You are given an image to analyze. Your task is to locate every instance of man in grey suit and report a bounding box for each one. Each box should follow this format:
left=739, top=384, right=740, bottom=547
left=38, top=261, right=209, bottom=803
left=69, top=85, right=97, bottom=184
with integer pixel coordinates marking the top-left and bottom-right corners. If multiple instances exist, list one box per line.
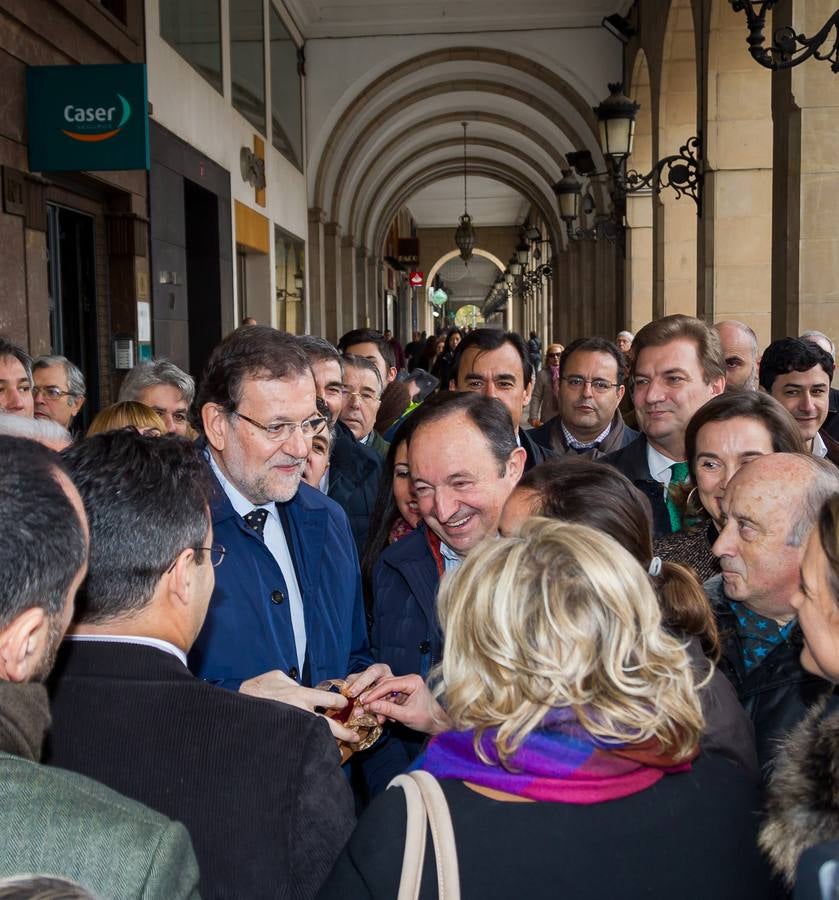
left=0, top=435, right=199, bottom=899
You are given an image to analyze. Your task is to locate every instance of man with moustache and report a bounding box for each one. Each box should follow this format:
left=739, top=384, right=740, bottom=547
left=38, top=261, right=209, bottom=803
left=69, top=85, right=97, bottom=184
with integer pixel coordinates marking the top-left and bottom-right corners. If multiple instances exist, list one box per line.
left=529, top=337, right=637, bottom=458
left=705, top=453, right=839, bottom=770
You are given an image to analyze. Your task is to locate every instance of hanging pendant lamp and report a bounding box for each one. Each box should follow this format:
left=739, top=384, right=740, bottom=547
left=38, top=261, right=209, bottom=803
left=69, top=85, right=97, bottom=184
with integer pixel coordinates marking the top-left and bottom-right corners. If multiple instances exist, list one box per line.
left=454, top=121, right=477, bottom=263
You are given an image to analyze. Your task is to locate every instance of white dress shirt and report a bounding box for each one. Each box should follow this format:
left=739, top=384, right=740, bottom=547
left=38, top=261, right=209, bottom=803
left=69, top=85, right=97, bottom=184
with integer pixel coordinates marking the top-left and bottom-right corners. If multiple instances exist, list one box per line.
left=208, top=452, right=307, bottom=672
left=67, top=634, right=188, bottom=667
left=813, top=431, right=828, bottom=459
left=646, top=441, right=684, bottom=486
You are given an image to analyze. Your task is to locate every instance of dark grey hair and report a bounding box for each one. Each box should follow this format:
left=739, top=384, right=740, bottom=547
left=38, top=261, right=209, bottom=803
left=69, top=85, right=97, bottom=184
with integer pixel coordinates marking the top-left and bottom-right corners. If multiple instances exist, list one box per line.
left=33, top=354, right=86, bottom=397
left=0, top=436, right=87, bottom=630
left=406, top=391, right=517, bottom=476
left=297, top=335, right=343, bottom=374
left=118, top=359, right=195, bottom=407
left=0, top=336, right=32, bottom=383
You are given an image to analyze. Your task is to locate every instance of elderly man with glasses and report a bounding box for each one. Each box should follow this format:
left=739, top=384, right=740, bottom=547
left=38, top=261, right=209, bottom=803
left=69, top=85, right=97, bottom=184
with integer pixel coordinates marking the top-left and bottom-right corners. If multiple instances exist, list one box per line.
left=32, top=355, right=86, bottom=430
left=188, top=326, right=387, bottom=742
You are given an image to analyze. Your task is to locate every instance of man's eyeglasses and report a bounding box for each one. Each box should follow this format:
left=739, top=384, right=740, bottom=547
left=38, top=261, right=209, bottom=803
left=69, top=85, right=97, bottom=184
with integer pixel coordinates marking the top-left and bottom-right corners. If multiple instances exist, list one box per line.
left=341, top=387, right=381, bottom=405
left=32, top=386, right=77, bottom=400
left=233, top=411, right=328, bottom=441
left=561, top=376, right=620, bottom=394
left=166, top=544, right=226, bottom=573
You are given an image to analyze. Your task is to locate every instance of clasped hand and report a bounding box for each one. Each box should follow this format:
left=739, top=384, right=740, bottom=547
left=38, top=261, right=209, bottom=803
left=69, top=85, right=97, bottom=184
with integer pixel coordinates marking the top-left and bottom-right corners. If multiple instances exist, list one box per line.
left=240, top=663, right=393, bottom=743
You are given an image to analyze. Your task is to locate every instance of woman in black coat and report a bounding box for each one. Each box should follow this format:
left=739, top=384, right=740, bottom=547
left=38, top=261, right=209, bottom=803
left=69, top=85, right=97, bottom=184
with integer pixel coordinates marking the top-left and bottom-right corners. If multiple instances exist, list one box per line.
left=320, top=519, right=773, bottom=899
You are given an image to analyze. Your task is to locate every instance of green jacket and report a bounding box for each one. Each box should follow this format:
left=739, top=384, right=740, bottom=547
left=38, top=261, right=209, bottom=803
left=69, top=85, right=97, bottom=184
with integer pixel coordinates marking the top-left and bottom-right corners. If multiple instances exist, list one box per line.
left=0, top=751, right=200, bottom=898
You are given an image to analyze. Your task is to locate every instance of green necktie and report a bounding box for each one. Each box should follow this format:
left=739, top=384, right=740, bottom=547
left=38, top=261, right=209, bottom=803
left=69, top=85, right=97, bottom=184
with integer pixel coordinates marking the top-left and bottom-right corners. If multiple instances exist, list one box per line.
left=665, top=461, right=690, bottom=533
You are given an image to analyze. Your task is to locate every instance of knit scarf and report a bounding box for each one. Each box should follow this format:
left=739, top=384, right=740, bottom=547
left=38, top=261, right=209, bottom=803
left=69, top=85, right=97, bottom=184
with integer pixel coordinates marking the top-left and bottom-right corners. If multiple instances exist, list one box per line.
left=415, top=707, right=695, bottom=804
left=550, top=364, right=561, bottom=402
left=0, top=681, right=51, bottom=762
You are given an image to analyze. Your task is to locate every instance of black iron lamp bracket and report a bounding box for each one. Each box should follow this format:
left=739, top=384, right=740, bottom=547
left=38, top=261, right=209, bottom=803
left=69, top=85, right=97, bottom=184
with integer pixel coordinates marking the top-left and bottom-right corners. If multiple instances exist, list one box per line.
left=619, top=136, right=702, bottom=207
left=730, top=0, right=839, bottom=72
left=565, top=217, right=622, bottom=243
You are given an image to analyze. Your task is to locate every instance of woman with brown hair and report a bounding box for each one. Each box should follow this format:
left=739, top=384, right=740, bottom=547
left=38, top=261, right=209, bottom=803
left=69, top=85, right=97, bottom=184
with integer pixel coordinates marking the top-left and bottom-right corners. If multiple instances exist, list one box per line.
left=656, top=390, right=805, bottom=581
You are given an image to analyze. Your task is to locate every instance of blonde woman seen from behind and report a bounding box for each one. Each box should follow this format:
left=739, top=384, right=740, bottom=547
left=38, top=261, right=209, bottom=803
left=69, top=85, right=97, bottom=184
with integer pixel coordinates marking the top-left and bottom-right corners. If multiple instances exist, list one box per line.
left=320, top=519, right=773, bottom=900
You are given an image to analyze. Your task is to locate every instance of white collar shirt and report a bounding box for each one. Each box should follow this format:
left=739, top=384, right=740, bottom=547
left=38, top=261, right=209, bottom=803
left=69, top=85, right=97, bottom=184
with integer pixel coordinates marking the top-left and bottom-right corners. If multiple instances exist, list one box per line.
left=208, top=451, right=307, bottom=671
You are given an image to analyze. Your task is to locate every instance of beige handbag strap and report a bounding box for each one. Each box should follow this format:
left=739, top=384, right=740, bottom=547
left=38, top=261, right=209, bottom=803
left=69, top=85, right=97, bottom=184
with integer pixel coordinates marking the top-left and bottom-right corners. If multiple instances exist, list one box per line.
left=389, top=771, right=461, bottom=900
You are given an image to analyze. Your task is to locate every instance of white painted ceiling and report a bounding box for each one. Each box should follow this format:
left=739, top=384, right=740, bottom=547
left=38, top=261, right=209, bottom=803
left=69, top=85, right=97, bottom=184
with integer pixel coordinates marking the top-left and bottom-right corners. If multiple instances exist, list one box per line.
left=286, top=0, right=632, bottom=38
left=405, top=175, right=530, bottom=228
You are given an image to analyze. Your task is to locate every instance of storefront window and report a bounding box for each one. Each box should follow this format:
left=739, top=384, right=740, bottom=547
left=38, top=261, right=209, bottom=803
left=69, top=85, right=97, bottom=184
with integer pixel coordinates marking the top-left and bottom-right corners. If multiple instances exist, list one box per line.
left=230, top=0, right=266, bottom=134
left=275, top=227, right=305, bottom=334
left=160, top=0, right=223, bottom=94
left=269, top=5, right=303, bottom=170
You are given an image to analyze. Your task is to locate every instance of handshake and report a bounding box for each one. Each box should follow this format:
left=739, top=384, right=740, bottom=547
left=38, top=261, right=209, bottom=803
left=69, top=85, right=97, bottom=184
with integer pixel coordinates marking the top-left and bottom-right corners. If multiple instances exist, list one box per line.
left=240, top=664, right=452, bottom=760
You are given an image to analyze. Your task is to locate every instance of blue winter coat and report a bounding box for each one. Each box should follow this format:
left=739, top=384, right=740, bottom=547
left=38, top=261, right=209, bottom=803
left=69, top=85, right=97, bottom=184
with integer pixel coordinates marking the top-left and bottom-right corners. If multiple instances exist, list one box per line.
left=189, top=467, right=372, bottom=690
left=370, top=525, right=442, bottom=681
left=365, top=525, right=443, bottom=792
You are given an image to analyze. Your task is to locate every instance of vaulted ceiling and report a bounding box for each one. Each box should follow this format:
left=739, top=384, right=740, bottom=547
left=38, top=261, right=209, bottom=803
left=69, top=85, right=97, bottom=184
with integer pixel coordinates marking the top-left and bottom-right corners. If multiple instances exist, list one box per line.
left=302, top=4, right=630, bottom=258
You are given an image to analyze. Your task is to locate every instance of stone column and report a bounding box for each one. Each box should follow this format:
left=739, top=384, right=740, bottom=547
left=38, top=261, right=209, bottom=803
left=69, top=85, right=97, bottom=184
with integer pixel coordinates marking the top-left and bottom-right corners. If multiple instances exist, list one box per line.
left=700, top=1, right=773, bottom=343
left=323, top=221, right=343, bottom=343
left=307, top=208, right=326, bottom=337
left=356, top=246, right=369, bottom=327
left=367, top=256, right=380, bottom=329
left=340, top=235, right=357, bottom=335
left=771, top=0, right=839, bottom=339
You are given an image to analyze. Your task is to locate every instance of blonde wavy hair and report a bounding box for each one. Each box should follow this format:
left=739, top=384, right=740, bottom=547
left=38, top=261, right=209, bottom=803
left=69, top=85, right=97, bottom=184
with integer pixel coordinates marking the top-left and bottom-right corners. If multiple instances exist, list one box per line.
left=432, top=518, right=705, bottom=767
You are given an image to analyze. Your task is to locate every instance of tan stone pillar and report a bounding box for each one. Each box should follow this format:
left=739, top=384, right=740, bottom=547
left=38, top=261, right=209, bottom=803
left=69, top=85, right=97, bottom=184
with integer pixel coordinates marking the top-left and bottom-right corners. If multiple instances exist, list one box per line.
left=701, top=0, right=773, bottom=344
left=785, top=0, right=839, bottom=338
left=307, top=208, right=326, bottom=337
left=323, top=221, right=343, bottom=343
left=356, top=246, right=369, bottom=327
left=340, top=234, right=357, bottom=335
left=626, top=195, right=654, bottom=332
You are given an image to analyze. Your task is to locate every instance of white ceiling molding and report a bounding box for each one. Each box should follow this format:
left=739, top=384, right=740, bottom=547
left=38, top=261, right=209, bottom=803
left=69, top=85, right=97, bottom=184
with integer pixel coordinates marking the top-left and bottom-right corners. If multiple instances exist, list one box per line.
left=284, top=0, right=631, bottom=38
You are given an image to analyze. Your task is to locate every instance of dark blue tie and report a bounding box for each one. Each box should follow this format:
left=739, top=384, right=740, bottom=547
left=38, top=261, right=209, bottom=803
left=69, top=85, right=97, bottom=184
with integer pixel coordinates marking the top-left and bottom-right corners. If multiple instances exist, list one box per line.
left=244, top=508, right=269, bottom=537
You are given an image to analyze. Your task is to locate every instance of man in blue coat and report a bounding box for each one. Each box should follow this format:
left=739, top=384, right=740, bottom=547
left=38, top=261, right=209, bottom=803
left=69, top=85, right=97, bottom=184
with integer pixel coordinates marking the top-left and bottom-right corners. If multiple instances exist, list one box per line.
left=188, top=326, right=386, bottom=741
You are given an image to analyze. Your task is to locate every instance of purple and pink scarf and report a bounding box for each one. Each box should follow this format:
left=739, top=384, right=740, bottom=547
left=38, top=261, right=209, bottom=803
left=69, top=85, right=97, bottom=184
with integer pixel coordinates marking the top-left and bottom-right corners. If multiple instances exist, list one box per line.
left=414, top=707, right=695, bottom=804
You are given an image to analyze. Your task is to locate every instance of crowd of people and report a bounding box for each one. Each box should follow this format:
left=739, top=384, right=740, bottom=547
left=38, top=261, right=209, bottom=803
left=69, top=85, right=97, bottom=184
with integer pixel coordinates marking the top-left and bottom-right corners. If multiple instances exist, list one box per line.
left=2, top=314, right=839, bottom=898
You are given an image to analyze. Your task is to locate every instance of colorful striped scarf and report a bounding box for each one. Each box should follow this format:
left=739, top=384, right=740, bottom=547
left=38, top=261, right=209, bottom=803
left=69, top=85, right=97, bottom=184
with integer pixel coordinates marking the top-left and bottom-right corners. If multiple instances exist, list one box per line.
left=414, top=707, right=695, bottom=804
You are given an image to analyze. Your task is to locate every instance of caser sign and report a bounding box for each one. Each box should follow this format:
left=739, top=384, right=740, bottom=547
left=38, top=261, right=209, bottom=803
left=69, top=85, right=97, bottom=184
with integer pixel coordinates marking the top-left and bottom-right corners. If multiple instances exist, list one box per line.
left=27, top=64, right=149, bottom=171
left=62, top=94, right=132, bottom=142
